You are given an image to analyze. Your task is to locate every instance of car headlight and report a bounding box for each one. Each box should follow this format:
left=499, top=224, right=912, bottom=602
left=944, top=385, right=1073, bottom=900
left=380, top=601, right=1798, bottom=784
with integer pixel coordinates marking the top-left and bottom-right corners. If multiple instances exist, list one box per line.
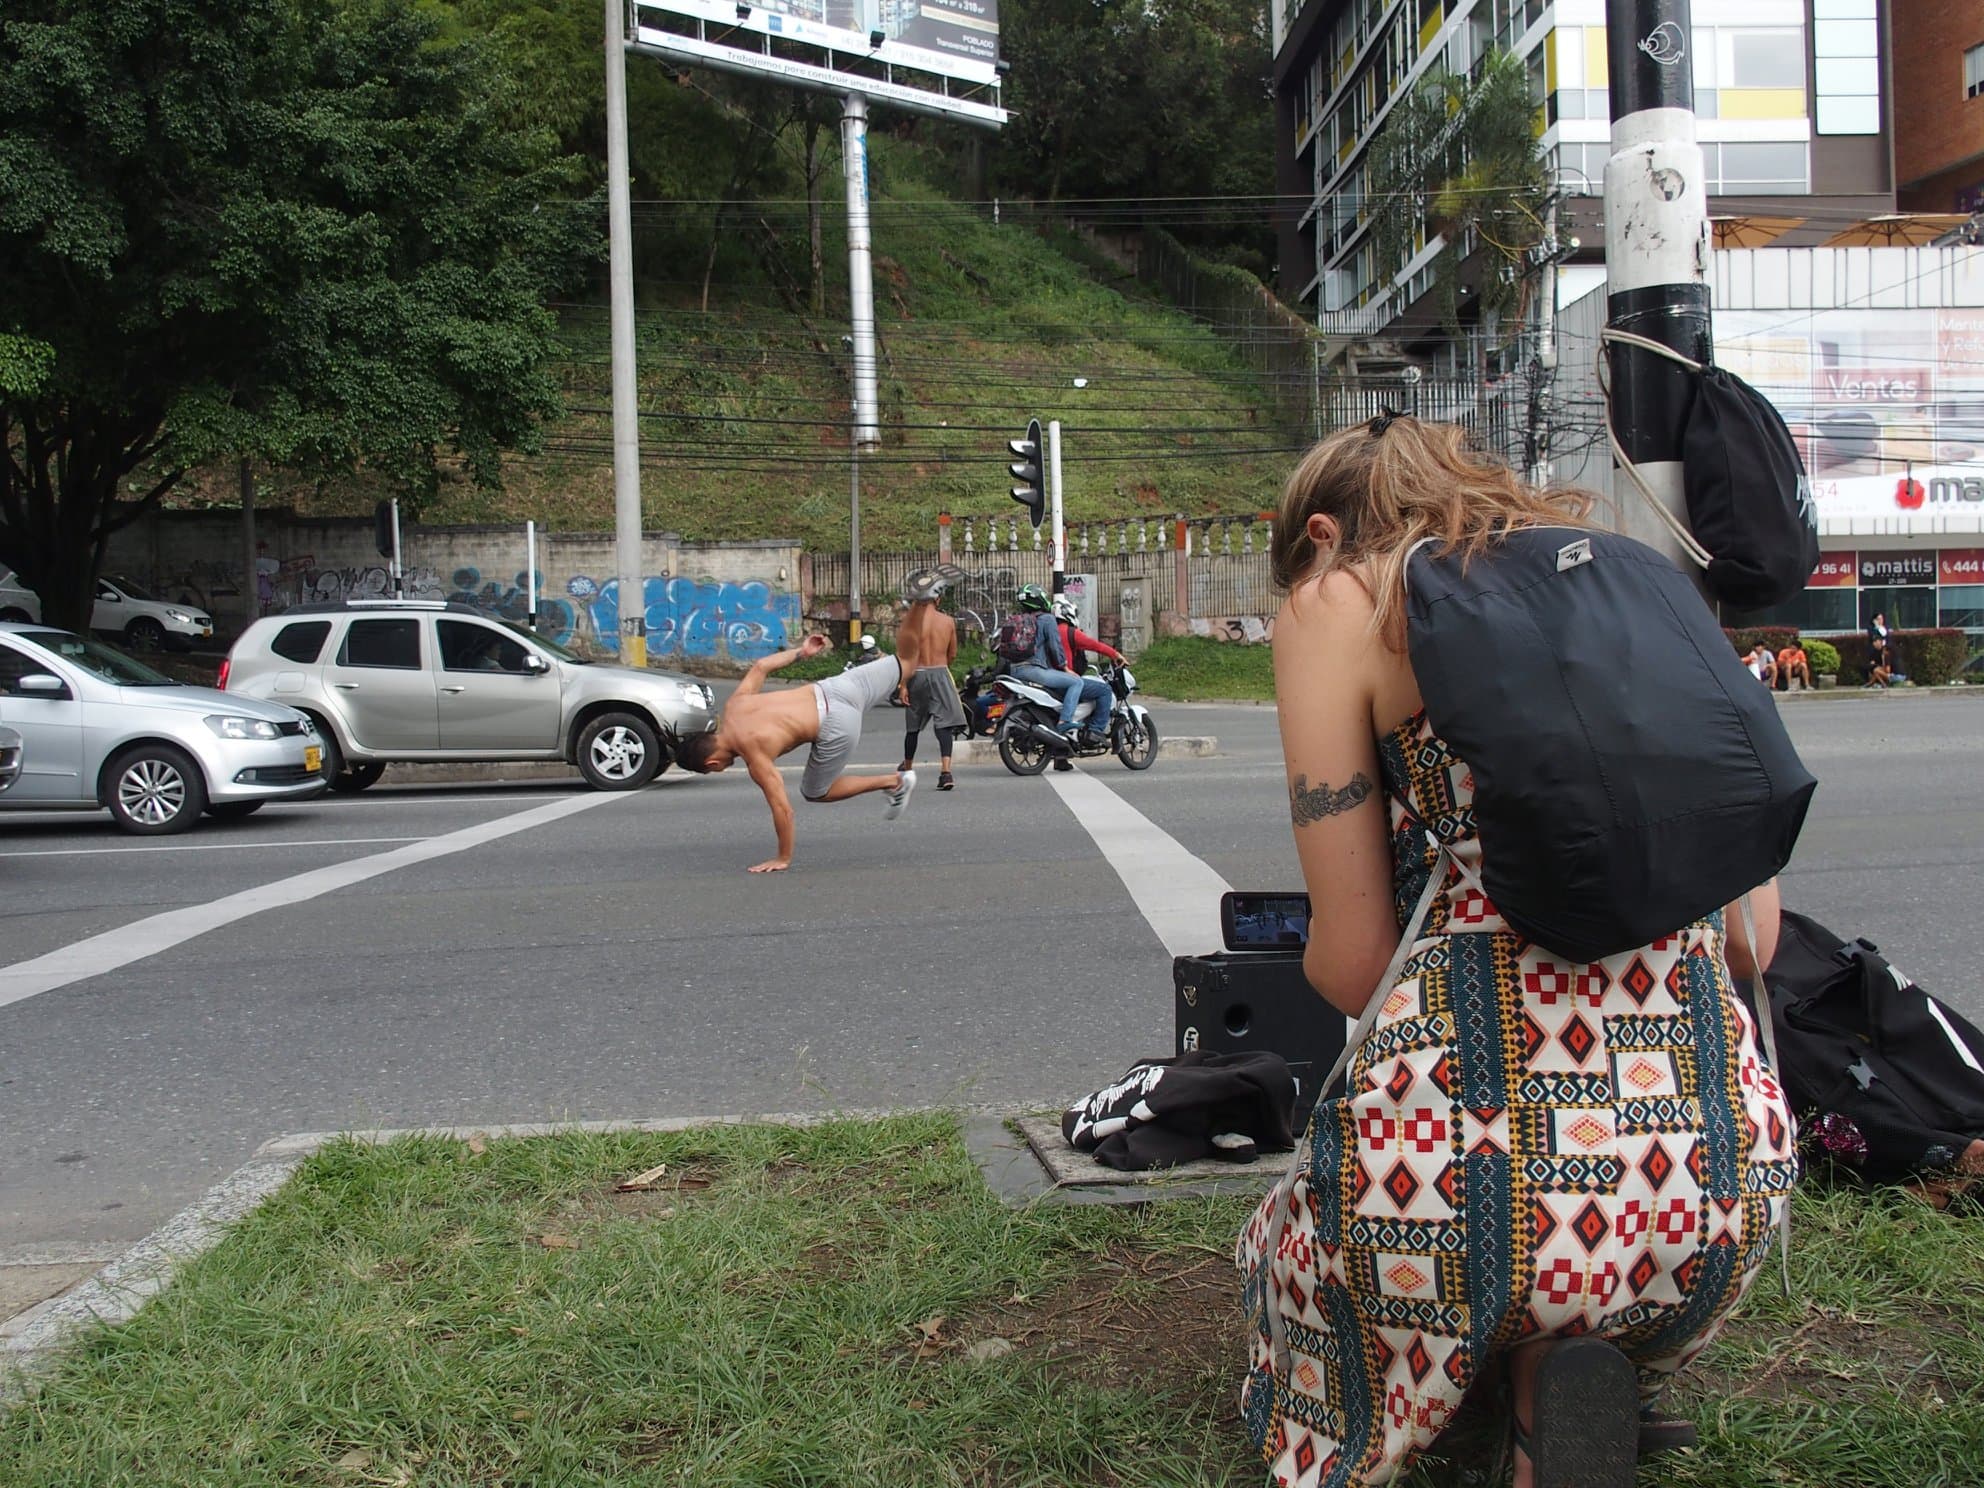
left=168, top=609, right=193, bottom=623
left=204, top=714, right=281, bottom=741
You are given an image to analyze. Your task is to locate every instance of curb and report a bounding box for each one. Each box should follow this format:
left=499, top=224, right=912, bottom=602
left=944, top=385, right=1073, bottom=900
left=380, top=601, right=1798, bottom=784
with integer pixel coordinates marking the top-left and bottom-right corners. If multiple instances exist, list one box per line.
left=0, top=1101, right=1239, bottom=1402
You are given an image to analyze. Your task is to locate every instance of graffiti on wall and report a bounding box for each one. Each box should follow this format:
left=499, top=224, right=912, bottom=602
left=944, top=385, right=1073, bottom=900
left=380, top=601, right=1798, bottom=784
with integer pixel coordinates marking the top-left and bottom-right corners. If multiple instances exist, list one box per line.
left=445, top=568, right=577, bottom=647
left=1189, top=615, right=1273, bottom=644
left=264, top=558, right=444, bottom=612
left=583, top=576, right=800, bottom=661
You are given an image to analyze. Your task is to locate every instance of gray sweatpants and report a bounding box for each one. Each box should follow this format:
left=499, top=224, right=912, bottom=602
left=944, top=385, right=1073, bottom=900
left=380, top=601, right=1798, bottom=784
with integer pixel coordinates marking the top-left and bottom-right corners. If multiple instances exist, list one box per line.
left=801, top=656, right=902, bottom=800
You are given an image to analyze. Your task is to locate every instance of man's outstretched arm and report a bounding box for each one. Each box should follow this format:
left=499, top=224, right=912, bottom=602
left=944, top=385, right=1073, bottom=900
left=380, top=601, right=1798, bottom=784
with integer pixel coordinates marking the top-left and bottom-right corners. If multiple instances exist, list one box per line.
left=734, top=632, right=830, bottom=700
left=744, top=748, right=797, bottom=873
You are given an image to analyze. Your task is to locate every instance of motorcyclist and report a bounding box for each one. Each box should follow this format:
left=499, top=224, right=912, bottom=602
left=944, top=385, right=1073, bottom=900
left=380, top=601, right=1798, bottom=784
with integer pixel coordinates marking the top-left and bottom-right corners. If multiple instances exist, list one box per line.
left=1052, top=595, right=1125, bottom=749
left=1006, top=584, right=1083, bottom=743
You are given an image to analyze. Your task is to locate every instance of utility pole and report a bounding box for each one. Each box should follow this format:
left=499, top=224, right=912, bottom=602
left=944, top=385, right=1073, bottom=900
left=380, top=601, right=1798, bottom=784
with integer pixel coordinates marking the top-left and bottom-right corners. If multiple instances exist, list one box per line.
left=1047, top=420, right=1065, bottom=596
left=605, top=0, right=646, bottom=666
left=1603, top=0, right=1711, bottom=578
left=238, top=460, right=257, bottom=631
left=842, top=93, right=881, bottom=644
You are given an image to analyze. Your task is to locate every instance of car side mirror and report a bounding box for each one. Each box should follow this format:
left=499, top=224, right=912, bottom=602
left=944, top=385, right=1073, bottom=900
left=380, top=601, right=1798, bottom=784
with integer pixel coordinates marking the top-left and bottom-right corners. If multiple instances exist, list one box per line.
left=522, top=653, right=550, bottom=674
left=20, top=673, right=67, bottom=696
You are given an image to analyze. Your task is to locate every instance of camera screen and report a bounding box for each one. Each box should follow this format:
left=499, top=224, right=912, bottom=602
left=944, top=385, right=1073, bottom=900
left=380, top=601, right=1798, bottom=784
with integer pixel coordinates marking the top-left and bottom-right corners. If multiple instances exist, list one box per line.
left=1227, top=894, right=1310, bottom=947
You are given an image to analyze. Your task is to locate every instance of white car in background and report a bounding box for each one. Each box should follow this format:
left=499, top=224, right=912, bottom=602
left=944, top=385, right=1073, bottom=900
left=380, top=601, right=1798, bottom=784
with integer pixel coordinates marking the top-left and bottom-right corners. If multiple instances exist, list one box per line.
left=0, top=568, right=213, bottom=651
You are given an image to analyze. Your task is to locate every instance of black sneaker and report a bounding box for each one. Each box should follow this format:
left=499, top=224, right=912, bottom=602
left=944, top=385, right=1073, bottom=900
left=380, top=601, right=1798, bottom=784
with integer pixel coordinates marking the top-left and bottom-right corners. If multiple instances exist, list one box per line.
left=1051, top=758, right=1074, bottom=772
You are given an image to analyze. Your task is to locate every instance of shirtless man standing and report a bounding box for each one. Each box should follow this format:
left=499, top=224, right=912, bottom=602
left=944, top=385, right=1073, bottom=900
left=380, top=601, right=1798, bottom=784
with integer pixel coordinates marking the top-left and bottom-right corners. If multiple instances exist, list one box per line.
left=675, top=633, right=913, bottom=873
left=894, top=569, right=968, bottom=791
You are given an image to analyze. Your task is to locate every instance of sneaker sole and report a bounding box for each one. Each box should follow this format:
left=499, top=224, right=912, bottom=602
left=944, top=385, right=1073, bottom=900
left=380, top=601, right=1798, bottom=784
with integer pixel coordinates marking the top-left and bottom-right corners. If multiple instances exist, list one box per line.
left=1531, top=1339, right=1639, bottom=1488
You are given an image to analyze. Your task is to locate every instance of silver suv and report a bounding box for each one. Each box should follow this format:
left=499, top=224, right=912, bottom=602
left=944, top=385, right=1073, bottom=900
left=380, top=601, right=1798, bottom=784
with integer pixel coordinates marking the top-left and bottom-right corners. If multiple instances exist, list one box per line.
left=222, top=600, right=716, bottom=792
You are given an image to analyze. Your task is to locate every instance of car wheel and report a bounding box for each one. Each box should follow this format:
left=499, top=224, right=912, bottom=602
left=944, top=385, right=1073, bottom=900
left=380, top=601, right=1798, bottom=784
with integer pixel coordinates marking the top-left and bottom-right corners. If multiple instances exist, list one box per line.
left=329, top=762, right=385, bottom=794
left=125, top=616, right=166, bottom=651
left=577, top=711, right=662, bottom=790
left=995, top=715, right=1050, bottom=776
left=205, top=801, right=265, bottom=820
left=105, top=745, right=207, bottom=834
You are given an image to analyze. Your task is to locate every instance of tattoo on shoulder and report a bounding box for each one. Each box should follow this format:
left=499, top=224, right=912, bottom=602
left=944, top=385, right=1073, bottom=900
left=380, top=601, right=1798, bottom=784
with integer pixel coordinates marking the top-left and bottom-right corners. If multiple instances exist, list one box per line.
left=1288, top=771, right=1374, bottom=827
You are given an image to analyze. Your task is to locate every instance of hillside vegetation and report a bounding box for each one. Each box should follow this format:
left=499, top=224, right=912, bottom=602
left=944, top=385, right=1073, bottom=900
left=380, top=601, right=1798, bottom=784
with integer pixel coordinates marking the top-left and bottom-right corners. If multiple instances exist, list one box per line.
left=218, top=139, right=1298, bottom=549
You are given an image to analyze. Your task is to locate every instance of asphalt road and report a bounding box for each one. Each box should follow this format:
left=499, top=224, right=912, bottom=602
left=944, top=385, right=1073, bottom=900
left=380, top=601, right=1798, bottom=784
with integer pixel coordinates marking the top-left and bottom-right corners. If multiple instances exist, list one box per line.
left=2, top=693, right=1979, bottom=1257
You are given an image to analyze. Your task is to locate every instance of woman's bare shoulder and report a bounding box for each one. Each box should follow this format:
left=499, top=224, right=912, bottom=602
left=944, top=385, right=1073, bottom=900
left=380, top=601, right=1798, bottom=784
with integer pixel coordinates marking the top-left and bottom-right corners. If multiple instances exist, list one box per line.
left=1275, top=568, right=1376, bottom=643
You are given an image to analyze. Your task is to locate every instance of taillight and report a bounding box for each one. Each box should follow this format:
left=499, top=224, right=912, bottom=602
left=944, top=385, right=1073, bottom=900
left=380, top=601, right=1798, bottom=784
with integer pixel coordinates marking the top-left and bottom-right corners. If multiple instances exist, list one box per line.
left=216, top=657, right=231, bottom=690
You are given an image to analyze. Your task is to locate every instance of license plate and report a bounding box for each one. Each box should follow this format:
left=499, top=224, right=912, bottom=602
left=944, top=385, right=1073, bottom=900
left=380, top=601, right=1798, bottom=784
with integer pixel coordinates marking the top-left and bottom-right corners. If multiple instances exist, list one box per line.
left=305, top=746, right=323, bottom=773
left=200, top=627, right=212, bottom=637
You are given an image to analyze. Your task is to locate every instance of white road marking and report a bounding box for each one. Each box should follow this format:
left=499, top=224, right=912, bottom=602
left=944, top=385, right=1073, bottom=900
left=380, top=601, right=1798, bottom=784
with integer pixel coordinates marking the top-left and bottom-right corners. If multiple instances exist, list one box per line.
left=0, top=836, right=421, bottom=859
left=0, top=792, right=616, bottom=1013
left=1045, top=766, right=1230, bottom=959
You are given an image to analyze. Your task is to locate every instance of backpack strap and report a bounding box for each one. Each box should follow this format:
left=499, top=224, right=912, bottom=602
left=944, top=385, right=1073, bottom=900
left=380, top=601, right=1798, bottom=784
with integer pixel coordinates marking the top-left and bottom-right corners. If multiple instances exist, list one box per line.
left=1596, top=328, right=1715, bottom=572
left=1736, top=891, right=1794, bottom=1298
left=1266, top=846, right=1452, bottom=1375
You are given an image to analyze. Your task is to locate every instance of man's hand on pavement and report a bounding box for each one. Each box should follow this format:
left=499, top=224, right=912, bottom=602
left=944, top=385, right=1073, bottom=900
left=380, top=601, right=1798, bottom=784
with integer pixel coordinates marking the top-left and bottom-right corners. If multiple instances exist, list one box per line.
left=748, top=858, right=792, bottom=874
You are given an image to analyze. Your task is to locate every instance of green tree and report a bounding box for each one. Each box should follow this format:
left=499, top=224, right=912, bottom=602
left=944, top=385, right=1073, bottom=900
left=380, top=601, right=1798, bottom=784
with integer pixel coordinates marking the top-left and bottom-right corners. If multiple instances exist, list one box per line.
left=1368, top=49, right=1553, bottom=341
left=0, top=0, right=590, bottom=628
left=995, top=0, right=1275, bottom=264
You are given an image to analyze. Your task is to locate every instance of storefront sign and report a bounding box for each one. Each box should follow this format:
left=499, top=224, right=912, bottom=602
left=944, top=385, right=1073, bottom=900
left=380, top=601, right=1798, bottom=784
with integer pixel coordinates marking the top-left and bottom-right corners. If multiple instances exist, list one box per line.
left=1938, top=549, right=1984, bottom=585
left=1814, top=366, right=1933, bottom=406
left=1858, top=550, right=1937, bottom=585
left=1807, top=553, right=1858, bottom=587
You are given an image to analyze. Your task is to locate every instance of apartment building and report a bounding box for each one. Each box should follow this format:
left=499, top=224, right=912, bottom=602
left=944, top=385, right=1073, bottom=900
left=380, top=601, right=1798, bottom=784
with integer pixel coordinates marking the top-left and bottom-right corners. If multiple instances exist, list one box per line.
left=1272, top=0, right=1902, bottom=341
left=1892, top=1, right=1984, bottom=212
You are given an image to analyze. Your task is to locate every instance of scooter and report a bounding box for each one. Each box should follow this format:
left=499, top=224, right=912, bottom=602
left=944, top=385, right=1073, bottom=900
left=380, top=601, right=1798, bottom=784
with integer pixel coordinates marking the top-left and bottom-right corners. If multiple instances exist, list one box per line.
left=991, top=663, right=1159, bottom=775
left=957, top=663, right=1010, bottom=740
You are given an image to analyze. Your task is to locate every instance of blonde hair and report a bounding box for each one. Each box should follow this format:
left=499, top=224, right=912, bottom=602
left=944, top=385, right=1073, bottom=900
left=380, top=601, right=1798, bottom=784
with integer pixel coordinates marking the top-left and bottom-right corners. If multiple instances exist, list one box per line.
left=1270, top=417, right=1598, bottom=649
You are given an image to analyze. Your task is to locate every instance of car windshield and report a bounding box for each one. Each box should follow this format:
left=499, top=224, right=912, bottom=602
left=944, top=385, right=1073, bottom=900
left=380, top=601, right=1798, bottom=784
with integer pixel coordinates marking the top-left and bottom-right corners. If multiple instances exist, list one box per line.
left=20, top=630, right=175, bottom=685
left=104, top=575, right=158, bottom=601
left=500, top=621, right=587, bottom=664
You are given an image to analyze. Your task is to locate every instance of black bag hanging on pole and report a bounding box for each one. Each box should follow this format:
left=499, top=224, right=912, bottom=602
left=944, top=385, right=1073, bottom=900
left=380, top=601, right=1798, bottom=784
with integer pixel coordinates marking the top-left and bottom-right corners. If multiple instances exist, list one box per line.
left=1602, top=327, right=1821, bottom=611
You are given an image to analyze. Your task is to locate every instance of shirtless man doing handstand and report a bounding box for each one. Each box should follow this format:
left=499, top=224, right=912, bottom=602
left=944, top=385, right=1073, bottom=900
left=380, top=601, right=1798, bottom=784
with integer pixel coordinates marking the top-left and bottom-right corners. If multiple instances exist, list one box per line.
left=676, top=633, right=913, bottom=873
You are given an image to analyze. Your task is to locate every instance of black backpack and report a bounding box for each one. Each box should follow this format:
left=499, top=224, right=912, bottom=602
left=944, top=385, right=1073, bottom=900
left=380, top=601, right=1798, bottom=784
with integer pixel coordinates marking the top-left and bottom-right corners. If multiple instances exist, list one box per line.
left=1765, top=911, right=1984, bottom=1188
left=1405, top=526, right=1817, bottom=963
left=1603, top=328, right=1820, bottom=611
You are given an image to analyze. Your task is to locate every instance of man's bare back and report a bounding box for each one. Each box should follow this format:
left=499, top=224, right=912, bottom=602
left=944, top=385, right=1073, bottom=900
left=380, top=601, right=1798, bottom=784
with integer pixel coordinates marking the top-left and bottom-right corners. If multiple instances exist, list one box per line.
left=894, top=599, right=957, bottom=693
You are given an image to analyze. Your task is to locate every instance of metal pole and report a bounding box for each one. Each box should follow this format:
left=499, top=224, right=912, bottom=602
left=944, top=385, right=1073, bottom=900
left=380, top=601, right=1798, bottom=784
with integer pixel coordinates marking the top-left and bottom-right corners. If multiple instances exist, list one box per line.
left=841, top=94, right=881, bottom=449
left=1047, top=419, right=1065, bottom=595
left=390, top=499, right=403, bottom=596
left=849, top=446, right=863, bottom=643
left=238, top=459, right=256, bottom=630
left=526, top=520, right=538, bottom=630
left=1603, top=0, right=1711, bottom=581
left=606, top=0, right=647, bottom=666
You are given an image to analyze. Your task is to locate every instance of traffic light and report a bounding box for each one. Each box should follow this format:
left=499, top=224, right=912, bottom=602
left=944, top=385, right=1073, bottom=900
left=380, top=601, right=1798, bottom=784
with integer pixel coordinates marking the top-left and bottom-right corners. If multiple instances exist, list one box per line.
left=1008, top=418, right=1045, bottom=529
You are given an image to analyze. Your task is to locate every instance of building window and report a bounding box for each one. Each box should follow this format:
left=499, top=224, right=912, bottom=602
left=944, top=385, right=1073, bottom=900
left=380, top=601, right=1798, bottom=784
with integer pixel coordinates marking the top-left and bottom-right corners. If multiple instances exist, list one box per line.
left=1813, top=0, right=1880, bottom=135
left=1730, top=31, right=1805, bottom=90
left=1966, top=43, right=1984, bottom=100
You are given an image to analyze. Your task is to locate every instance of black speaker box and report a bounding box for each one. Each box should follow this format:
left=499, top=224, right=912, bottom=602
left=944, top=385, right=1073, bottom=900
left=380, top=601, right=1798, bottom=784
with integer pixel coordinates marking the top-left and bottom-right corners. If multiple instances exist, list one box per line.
left=1173, top=951, right=1347, bottom=1128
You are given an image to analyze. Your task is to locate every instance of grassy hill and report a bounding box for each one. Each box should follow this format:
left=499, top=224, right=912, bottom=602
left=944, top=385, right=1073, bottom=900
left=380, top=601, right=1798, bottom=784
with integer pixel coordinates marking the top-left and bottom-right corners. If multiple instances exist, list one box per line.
left=207, top=140, right=1299, bottom=549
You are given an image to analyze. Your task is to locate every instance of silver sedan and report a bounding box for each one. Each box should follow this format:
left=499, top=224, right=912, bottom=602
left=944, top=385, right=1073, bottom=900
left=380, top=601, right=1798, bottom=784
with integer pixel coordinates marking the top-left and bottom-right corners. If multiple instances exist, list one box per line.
left=0, top=726, right=19, bottom=795
left=0, top=624, right=326, bottom=833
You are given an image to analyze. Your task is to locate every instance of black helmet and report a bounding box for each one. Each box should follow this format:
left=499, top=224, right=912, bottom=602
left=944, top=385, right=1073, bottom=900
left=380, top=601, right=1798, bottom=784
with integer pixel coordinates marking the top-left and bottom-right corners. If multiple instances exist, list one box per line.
left=1015, top=584, right=1051, bottom=613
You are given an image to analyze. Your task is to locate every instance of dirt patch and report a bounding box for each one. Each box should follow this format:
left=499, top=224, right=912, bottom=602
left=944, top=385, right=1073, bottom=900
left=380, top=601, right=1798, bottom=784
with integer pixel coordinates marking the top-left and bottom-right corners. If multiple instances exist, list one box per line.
left=1680, top=1306, right=1963, bottom=1408
left=941, top=1243, right=1247, bottom=1400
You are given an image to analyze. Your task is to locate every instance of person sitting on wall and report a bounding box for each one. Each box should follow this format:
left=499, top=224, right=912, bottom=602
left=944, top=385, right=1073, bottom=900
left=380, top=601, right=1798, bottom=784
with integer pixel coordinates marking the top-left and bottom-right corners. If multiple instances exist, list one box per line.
left=1745, top=642, right=1778, bottom=687
left=1776, top=636, right=1813, bottom=692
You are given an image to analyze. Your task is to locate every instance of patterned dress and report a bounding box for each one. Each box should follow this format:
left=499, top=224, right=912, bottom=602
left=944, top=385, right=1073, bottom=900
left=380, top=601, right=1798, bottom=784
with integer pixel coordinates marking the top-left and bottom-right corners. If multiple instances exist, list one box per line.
left=1236, top=713, right=1799, bottom=1487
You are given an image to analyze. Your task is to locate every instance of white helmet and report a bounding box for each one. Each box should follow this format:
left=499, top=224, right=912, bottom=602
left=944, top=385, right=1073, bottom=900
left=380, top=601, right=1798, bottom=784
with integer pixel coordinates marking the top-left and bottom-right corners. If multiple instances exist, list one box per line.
left=1051, top=595, right=1078, bottom=622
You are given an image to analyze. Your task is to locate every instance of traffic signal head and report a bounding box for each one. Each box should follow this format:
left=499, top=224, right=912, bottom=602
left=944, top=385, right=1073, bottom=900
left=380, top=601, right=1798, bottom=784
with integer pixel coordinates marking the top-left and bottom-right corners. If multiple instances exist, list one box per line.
left=1007, top=417, right=1045, bottom=529
left=373, top=500, right=395, bottom=558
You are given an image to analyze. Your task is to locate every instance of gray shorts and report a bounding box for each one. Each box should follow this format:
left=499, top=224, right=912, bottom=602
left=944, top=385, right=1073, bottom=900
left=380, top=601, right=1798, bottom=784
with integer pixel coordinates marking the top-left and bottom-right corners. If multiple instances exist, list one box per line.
left=904, top=665, right=967, bottom=733
left=801, top=656, right=902, bottom=800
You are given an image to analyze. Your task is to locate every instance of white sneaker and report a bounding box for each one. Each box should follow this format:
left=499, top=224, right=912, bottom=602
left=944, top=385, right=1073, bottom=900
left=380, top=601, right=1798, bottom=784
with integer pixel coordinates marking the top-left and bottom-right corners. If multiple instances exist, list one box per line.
left=884, top=769, right=916, bottom=820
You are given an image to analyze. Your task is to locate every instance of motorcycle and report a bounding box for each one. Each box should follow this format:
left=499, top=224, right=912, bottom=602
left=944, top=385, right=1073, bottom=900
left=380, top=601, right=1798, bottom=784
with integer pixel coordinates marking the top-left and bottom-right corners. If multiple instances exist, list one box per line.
left=956, top=663, right=1010, bottom=740
left=990, top=663, right=1159, bottom=775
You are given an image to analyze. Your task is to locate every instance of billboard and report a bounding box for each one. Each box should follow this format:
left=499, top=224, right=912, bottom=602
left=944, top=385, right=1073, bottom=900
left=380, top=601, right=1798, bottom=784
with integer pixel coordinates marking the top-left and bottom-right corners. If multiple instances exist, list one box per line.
left=635, top=0, right=1002, bottom=90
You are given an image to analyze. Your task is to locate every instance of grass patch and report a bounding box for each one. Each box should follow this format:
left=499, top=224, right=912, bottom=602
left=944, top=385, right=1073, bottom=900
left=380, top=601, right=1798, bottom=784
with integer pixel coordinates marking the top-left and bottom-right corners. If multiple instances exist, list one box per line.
left=1131, top=634, right=1275, bottom=701
left=3, top=1120, right=1977, bottom=1488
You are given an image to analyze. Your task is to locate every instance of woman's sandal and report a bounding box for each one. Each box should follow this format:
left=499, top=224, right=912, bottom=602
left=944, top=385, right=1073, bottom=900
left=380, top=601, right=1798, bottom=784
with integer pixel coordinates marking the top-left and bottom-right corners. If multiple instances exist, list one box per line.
left=1521, top=1338, right=1641, bottom=1488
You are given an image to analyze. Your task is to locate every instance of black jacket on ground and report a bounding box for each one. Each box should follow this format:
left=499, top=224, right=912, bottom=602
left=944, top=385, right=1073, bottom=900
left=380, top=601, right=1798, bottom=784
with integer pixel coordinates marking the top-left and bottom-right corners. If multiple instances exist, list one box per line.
left=1062, top=1051, right=1297, bottom=1171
